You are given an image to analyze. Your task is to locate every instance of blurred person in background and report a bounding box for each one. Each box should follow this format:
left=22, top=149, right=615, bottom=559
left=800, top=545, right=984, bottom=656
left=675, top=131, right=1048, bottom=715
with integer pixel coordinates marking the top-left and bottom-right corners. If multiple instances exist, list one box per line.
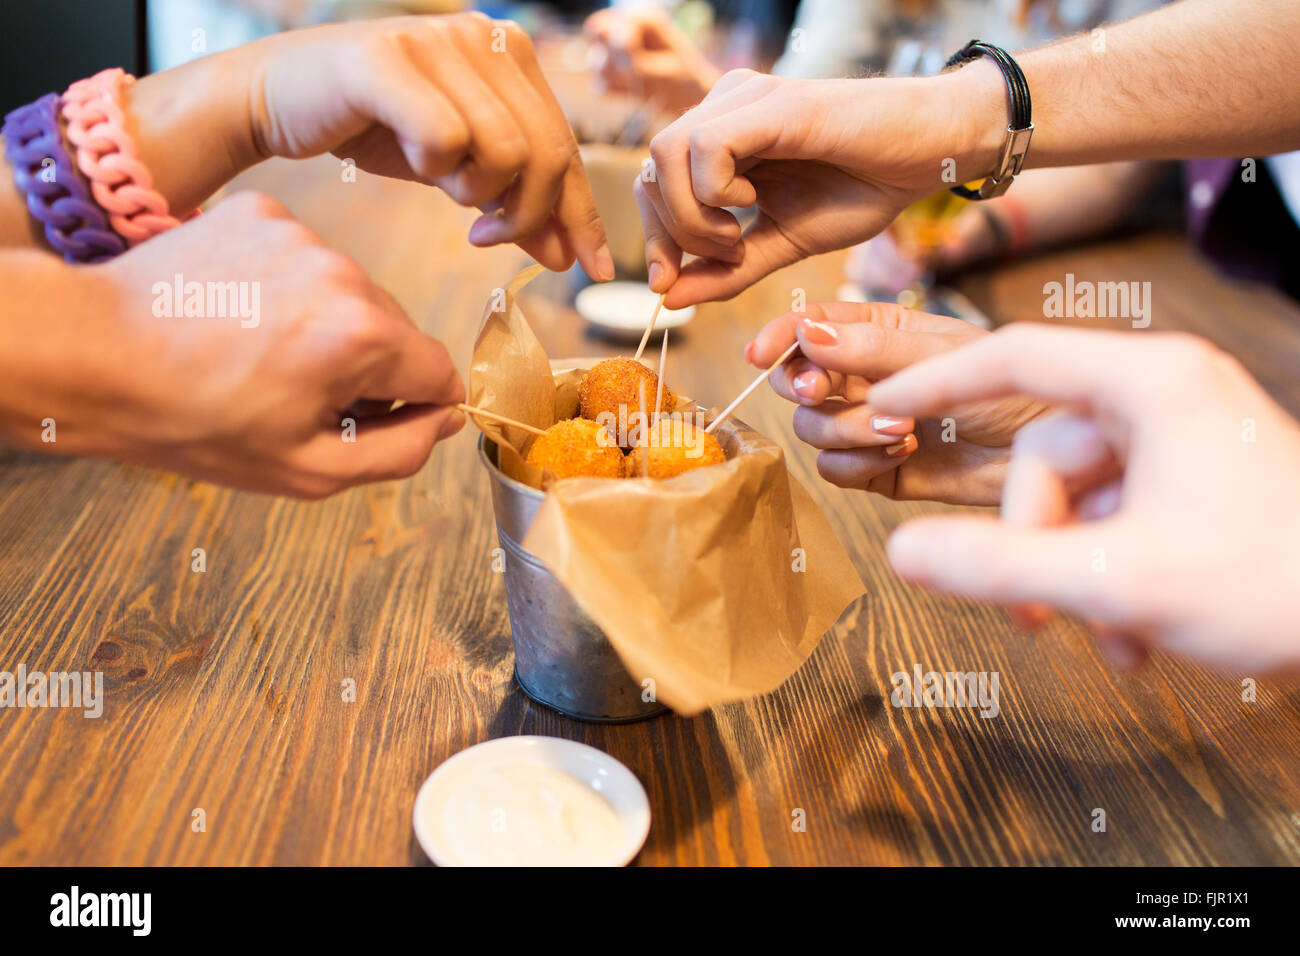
left=587, top=0, right=1299, bottom=303
left=148, top=0, right=465, bottom=71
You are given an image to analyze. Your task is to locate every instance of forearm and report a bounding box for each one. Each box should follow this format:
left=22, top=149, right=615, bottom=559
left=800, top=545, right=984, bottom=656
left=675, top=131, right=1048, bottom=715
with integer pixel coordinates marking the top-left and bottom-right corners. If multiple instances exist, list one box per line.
left=997, top=161, right=1166, bottom=249
left=948, top=0, right=1300, bottom=175
left=0, top=252, right=123, bottom=454
left=0, top=43, right=263, bottom=252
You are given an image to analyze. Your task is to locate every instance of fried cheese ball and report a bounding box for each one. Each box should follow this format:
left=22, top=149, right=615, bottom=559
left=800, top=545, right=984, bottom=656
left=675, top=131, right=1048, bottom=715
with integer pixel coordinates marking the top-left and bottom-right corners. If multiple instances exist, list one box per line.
left=578, top=358, right=677, bottom=424
left=525, top=418, right=625, bottom=480
left=624, top=417, right=726, bottom=479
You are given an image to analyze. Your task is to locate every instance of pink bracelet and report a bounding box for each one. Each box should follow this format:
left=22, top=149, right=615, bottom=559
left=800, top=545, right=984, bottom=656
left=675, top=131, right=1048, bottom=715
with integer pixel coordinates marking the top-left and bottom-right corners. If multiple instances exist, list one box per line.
left=60, top=68, right=196, bottom=245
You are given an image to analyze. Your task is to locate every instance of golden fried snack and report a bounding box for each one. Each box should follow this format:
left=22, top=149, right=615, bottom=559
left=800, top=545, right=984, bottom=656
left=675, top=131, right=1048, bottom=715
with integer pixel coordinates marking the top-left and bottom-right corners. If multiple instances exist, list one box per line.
left=525, top=418, right=625, bottom=480
left=624, top=417, right=726, bottom=479
left=578, top=358, right=677, bottom=424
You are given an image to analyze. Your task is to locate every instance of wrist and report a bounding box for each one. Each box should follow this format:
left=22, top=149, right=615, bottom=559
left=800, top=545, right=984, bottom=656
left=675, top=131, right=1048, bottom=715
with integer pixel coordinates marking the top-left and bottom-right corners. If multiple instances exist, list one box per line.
left=934, top=56, right=1012, bottom=187
left=124, top=43, right=264, bottom=214
left=0, top=254, right=129, bottom=457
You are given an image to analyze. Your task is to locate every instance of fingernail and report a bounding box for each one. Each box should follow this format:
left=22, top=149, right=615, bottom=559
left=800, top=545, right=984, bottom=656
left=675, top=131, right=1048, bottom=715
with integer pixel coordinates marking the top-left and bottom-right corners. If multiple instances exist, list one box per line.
left=793, top=372, right=819, bottom=398
left=438, top=409, right=467, bottom=442
left=886, top=527, right=929, bottom=581
left=595, top=243, right=616, bottom=282
left=743, top=340, right=755, bottom=365
left=799, top=318, right=838, bottom=345
left=870, top=416, right=910, bottom=435
left=885, top=434, right=917, bottom=457
left=648, top=261, right=663, bottom=290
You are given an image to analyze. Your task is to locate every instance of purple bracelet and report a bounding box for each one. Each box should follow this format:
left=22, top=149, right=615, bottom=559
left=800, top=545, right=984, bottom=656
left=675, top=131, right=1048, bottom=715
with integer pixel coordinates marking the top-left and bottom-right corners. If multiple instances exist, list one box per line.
left=2, top=92, right=126, bottom=263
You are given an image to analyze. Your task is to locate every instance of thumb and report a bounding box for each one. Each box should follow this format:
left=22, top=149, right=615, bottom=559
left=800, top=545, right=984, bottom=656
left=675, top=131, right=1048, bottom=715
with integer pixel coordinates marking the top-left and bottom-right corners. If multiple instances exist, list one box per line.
left=887, top=515, right=1116, bottom=615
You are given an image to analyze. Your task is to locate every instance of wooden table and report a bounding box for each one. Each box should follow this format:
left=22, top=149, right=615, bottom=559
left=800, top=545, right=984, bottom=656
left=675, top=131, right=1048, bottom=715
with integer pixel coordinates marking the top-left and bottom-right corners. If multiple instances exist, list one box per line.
left=3, top=155, right=1300, bottom=866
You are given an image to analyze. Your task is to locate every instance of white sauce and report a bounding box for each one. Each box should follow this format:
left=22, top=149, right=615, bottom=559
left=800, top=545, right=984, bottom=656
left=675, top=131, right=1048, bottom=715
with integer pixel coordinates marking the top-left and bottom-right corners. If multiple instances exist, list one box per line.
left=431, top=764, right=626, bottom=866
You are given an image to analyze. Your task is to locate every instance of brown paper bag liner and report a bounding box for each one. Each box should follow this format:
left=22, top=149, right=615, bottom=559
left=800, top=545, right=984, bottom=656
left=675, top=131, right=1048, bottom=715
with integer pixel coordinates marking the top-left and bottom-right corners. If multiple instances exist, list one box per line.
left=470, top=267, right=865, bottom=715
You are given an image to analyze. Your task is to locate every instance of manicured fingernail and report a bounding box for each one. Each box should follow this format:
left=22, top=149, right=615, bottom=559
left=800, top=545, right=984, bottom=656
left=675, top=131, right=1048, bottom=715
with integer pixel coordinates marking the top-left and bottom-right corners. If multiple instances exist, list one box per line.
left=1009, top=603, right=1050, bottom=630
left=743, top=340, right=755, bottom=365
left=870, top=416, right=910, bottom=435
left=793, top=372, right=819, bottom=398
left=1097, top=635, right=1146, bottom=672
left=885, top=434, right=917, bottom=457
left=595, top=243, right=616, bottom=281
left=648, top=261, right=664, bottom=290
left=799, top=318, right=838, bottom=345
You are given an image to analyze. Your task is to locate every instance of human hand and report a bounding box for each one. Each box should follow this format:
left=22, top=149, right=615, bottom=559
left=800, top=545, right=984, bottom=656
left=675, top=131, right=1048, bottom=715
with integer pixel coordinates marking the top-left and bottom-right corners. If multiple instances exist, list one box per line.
left=748, top=303, right=1050, bottom=505
left=584, top=4, right=721, bottom=114
left=846, top=211, right=1004, bottom=295
left=0, top=192, right=466, bottom=498
left=130, top=14, right=613, bottom=278
left=635, top=65, right=1005, bottom=306
left=870, top=324, right=1300, bottom=675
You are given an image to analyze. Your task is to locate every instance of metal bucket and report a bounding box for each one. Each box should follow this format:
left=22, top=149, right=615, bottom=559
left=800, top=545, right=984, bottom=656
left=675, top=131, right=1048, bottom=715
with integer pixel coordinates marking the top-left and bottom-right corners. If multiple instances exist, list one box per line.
left=478, top=434, right=669, bottom=723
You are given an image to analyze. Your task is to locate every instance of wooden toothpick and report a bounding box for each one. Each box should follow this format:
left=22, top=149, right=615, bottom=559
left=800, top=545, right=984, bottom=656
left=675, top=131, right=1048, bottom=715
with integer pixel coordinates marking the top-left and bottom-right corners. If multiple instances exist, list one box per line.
left=704, top=342, right=799, bottom=435
left=456, top=403, right=547, bottom=437
left=633, top=293, right=666, bottom=361
left=638, top=380, right=649, bottom=478
left=653, top=327, right=669, bottom=421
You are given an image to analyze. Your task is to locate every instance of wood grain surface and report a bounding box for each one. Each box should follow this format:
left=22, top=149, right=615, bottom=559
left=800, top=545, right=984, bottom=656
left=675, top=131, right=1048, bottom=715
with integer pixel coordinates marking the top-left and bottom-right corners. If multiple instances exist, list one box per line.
left=2, top=154, right=1299, bottom=866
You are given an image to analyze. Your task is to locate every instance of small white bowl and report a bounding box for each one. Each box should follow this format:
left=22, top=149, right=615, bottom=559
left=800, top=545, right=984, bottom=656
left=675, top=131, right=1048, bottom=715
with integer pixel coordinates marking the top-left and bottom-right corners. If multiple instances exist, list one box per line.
left=413, top=736, right=651, bottom=867
left=575, top=281, right=695, bottom=339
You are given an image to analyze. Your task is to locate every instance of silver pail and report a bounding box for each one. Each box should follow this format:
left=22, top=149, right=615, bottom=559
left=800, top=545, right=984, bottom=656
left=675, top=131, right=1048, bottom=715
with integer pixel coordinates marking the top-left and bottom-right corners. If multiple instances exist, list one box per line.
left=479, top=434, right=668, bottom=723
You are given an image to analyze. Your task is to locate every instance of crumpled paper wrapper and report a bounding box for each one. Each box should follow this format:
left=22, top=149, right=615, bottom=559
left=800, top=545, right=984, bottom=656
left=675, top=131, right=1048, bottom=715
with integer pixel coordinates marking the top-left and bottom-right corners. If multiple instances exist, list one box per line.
left=469, top=267, right=865, bottom=715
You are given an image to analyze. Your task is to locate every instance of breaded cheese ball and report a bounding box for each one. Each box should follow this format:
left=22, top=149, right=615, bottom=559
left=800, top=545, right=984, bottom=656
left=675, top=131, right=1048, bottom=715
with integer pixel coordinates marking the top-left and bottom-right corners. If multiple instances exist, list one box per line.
left=624, top=417, right=726, bottom=479
left=578, top=358, right=677, bottom=423
left=524, top=418, right=625, bottom=480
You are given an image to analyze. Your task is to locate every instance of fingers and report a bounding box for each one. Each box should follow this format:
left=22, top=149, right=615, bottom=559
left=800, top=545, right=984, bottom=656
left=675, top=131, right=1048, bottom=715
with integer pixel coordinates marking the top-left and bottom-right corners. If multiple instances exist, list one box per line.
left=815, top=442, right=916, bottom=490
left=640, top=85, right=782, bottom=257
left=370, top=16, right=610, bottom=278
left=793, top=402, right=914, bottom=450
left=635, top=177, right=682, bottom=292
left=869, top=323, right=1150, bottom=419
left=343, top=38, right=470, bottom=180
left=365, top=322, right=467, bottom=408
left=291, top=402, right=465, bottom=496
left=998, top=414, right=1123, bottom=629
left=414, top=41, right=531, bottom=208
left=643, top=136, right=744, bottom=256
left=887, top=515, right=1114, bottom=611
left=658, top=214, right=803, bottom=307
left=750, top=301, right=978, bottom=380
left=768, top=358, right=846, bottom=406
left=490, top=27, right=614, bottom=279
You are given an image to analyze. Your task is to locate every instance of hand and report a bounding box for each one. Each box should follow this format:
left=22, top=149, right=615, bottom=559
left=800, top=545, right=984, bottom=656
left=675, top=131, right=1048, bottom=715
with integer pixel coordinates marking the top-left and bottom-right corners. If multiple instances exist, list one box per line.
left=129, top=14, right=613, bottom=278
left=0, top=192, right=466, bottom=499
left=749, top=303, right=1050, bottom=505
left=635, top=65, right=1005, bottom=306
left=584, top=4, right=721, bottom=114
left=869, top=324, right=1300, bottom=675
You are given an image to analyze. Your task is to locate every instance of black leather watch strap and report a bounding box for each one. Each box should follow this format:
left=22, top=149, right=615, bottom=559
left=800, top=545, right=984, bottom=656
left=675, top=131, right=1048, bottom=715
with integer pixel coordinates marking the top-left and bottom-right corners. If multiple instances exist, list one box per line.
left=945, top=40, right=1034, bottom=200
